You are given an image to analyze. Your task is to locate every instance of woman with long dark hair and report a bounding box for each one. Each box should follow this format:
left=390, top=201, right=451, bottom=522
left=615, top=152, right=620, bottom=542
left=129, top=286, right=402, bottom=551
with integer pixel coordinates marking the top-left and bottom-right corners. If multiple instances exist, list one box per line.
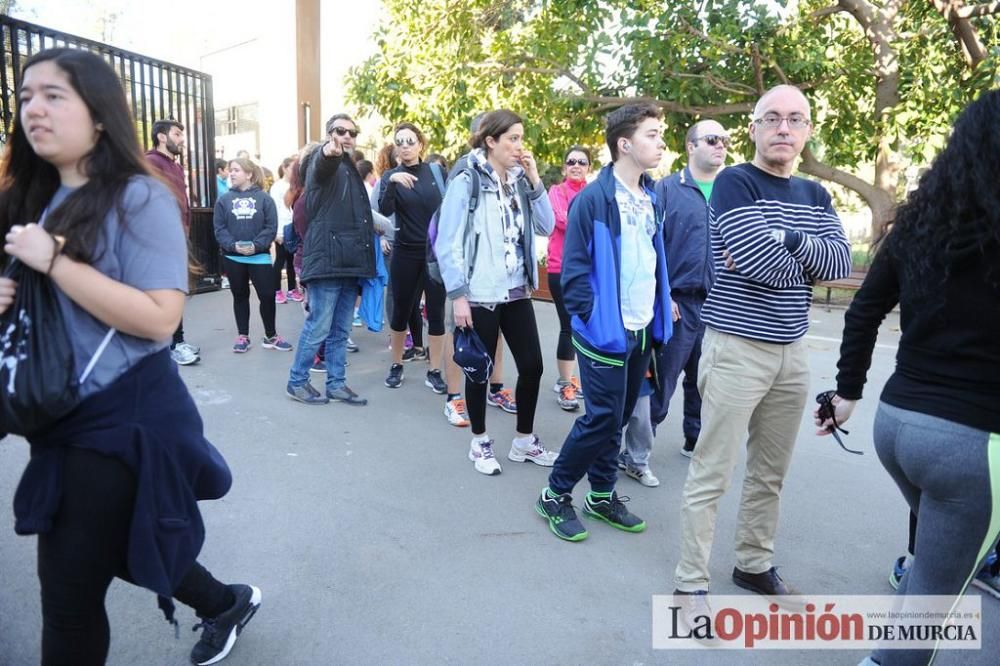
left=434, top=109, right=557, bottom=475
left=547, top=145, right=592, bottom=412
left=2, top=48, right=260, bottom=665
left=214, top=157, right=291, bottom=353
left=818, top=90, right=1000, bottom=666
left=378, top=122, right=448, bottom=393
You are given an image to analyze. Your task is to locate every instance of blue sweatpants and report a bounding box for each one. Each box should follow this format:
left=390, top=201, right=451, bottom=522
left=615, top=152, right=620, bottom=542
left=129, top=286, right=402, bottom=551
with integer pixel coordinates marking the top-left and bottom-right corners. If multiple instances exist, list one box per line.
left=650, top=295, right=704, bottom=441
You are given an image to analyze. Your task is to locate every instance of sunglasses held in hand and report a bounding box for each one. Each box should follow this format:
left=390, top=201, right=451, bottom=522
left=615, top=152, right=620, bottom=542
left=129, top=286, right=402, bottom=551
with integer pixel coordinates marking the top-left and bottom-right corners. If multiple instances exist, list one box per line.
left=816, top=390, right=863, bottom=455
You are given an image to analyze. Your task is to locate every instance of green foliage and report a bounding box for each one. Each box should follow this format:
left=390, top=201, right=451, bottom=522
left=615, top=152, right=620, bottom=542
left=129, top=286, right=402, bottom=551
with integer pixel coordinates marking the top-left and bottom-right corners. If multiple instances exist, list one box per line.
left=346, top=0, right=998, bottom=187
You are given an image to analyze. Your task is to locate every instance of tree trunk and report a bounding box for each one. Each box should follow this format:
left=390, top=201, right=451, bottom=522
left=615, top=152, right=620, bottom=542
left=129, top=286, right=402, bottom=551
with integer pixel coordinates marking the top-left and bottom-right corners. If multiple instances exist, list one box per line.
left=799, top=147, right=897, bottom=241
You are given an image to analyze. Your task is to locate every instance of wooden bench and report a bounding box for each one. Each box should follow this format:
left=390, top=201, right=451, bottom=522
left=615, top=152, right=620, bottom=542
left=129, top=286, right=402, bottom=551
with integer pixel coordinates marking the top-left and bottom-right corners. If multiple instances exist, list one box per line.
left=816, top=269, right=868, bottom=309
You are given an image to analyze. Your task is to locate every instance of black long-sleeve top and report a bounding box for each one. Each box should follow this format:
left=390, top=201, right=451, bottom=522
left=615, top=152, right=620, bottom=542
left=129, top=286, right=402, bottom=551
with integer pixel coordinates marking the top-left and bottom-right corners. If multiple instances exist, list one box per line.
left=377, top=161, right=442, bottom=249
left=835, top=235, right=1000, bottom=433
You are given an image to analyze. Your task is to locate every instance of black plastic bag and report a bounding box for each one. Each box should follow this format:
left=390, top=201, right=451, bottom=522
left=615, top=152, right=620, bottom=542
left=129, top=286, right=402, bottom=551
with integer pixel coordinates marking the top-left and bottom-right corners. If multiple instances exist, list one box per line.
left=0, top=261, right=78, bottom=436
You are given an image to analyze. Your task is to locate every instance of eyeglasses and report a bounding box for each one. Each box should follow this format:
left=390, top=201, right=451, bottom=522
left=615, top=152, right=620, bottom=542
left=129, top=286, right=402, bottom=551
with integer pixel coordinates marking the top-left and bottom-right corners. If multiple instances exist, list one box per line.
left=695, top=135, right=730, bottom=148
left=331, top=127, right=359, bottom=138
left=394, top=137, right=418, bottom=147
left=754, top=114, right=810, bottom=130
left=564, top=158, right=590, bottom=167
left=815, top=390, right=863, bottom=455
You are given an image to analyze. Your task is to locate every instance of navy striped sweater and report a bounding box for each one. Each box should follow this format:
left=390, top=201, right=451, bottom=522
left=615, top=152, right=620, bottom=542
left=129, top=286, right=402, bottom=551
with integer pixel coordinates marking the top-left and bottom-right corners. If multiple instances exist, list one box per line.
left=702, top=163, right=851, bottom=343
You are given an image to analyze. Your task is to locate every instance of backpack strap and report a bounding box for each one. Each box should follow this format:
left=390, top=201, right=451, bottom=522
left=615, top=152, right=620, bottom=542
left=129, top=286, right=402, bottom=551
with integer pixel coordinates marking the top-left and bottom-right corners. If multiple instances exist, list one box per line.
left=428, top=163, right=447, bottom=198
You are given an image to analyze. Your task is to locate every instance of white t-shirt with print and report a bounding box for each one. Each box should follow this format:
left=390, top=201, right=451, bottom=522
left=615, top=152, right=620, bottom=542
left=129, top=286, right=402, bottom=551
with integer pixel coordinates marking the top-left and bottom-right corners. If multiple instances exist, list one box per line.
left=614, top=174, right=657, bottom=331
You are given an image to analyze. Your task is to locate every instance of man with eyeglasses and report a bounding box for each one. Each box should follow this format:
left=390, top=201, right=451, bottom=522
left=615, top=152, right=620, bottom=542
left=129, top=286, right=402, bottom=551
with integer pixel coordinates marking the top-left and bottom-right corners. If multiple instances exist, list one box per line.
left=644, top=120, right=729, bottom=471
left=285, top=113, right=375, bottom=406
left=672, top=85, right=851, bottom=621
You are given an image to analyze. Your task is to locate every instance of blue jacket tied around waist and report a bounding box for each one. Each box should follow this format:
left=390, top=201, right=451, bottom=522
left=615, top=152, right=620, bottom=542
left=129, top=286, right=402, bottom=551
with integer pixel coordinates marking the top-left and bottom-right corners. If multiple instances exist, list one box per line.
left=560, top=164, right=673, bottom=365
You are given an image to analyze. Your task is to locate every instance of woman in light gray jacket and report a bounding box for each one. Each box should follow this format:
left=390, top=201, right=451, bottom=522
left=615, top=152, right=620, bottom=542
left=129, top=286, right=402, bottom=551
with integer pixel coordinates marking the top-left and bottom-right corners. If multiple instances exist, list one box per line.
left=434, top=109, right=556, bottom=476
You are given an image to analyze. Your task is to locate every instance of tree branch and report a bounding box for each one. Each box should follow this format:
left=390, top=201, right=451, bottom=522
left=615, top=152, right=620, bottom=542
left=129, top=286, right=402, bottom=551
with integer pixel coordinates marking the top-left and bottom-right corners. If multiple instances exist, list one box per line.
left=932, top=0, right=991, bottom=66
left=958, top=1, right=1000, bottom=17
left=799, top=146, right=894, bottom=212
left=811, top=4, right=845, bottom=19
left=570, top=94, right=753, bottom=116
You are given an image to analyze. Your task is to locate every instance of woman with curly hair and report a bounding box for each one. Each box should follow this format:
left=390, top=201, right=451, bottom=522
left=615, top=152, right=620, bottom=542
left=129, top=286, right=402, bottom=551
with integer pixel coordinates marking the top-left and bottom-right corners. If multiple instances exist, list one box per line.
left=818, top=90, right=1000, bottom=666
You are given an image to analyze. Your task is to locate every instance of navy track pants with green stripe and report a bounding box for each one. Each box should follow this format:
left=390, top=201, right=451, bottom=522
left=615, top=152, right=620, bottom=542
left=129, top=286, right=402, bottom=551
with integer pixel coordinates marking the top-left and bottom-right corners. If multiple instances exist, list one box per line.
left=548, top=327, right=652, bottom=495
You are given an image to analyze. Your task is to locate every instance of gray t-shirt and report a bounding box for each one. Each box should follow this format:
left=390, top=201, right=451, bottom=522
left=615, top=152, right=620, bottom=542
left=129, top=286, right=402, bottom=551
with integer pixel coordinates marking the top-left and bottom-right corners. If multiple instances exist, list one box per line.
left=47, top=176, right=189, bottom=398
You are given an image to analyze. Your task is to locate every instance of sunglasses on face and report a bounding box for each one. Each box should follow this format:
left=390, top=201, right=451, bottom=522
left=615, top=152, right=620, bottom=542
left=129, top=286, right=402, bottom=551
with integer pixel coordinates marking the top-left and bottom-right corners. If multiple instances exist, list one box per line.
left=564, top=158, right=590, bottom=167
left=696, top=135, right=730, bottom=148
left=394, top=137, right=418, bottom=147
left=331, top=127, right=359, bottom=138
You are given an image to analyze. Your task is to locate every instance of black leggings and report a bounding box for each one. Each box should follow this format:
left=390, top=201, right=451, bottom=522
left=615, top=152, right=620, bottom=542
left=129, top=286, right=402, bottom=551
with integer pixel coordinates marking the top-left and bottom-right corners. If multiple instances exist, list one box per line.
left=224, top=257, right=277, bottom=338
left=273, top=242, right=297, bottom=291
left=390, top=246, right=444, bottom=338
left=547, top=272, right=575, bottom=362
left=38, top=448, right=232, bottom=665
left=468, top=298, right=543, bottom=435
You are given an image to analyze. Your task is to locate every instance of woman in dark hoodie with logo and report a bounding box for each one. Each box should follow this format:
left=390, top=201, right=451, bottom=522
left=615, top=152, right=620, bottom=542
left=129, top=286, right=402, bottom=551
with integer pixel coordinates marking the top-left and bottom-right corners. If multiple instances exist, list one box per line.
left=213, top=158, right=291, bottom=352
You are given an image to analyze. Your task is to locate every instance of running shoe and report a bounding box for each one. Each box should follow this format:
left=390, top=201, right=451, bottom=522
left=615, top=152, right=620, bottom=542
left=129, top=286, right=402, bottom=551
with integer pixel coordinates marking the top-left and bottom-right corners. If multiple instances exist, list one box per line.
left=327, top=386, right=367, bottom=406
left=617, top=461, right=660, bottom=487
left=402, top=346, right=427, bottom=362
left=681, top=437, right=697, bottom=459
left=444, top=398, right=470, bottom=427
left=889, top=555, right=909, bottom=590
left=487, top=388, right=517, bottom=414
left=552, top=375, right=583, bottom=398
left=309, top=355, right=324, bottom=373
left=232, top=335, right=251, bottom=353
left=171, top=345, right=200, bottom=366
left=385, top=363, right=404, bottom=388
left=346, top=338, right=359, bottom=353
left=507, top=435, right=558, bottom=466
left=287, top=288, right=304, bottom=302
left=583, top=491, right=646, bottom=532
left=190, top=584, right=262, bottom=666
left=469, top=439, right=501, bottom=475
left=275, top=290, right=287, bottom=305
left=425, top=369, right=447, bottom=394
left=286, top=382, right=328, bottom=405
left=972, top=552, right=1000, bottom=600
left=535, top=489, right=588, bottom=541
left=262, top=335, right=292, bottom=351
left=176, top=341, right=201, bottom=356
left=220, top=276, right=230, bottom=289
left=556, top=382, right=579, bottom=411
left=352, top=310, right=362, bottom=327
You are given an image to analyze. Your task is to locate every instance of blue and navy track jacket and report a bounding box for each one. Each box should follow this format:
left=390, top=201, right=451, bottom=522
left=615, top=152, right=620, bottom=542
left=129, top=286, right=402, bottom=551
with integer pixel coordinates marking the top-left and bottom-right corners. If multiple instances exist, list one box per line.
left=560, top=164, right=673, bottom=367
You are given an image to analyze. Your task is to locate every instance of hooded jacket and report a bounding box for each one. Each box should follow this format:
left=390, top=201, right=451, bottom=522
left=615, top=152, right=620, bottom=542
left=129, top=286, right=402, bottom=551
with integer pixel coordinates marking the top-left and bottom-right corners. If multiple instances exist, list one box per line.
left=300, top=150, right=375, bottom=283
left=144, top=149, right=190, bottom=231
left=654, top=167, right=715, bottom=297
left=546, top=177, right=587, bottom=274
left=560, top=164, right=673, bottom=366
left=212, top=185, right=277, bottom=256
left=434, top=149, right=554, bottom=304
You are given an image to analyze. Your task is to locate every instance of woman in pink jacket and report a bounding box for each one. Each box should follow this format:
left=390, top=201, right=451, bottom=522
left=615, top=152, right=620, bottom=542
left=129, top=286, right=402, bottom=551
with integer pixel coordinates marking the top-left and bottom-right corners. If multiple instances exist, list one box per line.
left=547, top=146, right=592, bottom=411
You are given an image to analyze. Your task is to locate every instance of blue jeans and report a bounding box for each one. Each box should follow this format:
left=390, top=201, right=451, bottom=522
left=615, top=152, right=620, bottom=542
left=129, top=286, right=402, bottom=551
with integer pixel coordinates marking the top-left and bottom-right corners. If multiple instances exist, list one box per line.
left=650, top=295, right=704, bottom=441
left=288, top=278, right=357, bottom=392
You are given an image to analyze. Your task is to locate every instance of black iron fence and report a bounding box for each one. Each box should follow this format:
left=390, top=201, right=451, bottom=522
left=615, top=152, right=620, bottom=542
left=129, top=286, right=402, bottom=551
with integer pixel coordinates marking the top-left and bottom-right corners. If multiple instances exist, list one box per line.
left=1, top=15, right=222, bottom=290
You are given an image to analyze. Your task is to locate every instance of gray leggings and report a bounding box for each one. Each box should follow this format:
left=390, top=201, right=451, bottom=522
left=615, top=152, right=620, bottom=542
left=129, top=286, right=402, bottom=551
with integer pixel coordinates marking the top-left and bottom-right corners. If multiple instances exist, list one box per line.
left=871, top=402, right=1000, bottom=666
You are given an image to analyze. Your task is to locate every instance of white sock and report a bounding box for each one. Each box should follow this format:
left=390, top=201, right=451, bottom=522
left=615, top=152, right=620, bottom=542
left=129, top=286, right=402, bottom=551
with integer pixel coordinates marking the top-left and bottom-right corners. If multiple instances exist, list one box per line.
left=513, top=434, right=535, bottom=448
left=471, top=433, right=490, bottom=446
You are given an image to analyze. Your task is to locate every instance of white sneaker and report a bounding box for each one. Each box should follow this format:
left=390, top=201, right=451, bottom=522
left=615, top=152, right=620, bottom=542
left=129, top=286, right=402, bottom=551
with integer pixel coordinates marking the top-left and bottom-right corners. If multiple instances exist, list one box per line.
left=220, top=276, right=230, bottom=289
left=508, top=435, right=558, bottom=466
left=469, top=439, right=502, bottom=475
left=625, top=466, right=660, bottom=487
left=170, top=345, right=200, bottom=366
left=175, top=341, right=201, bottom=356
left=444, top=398, right=470, bottom=427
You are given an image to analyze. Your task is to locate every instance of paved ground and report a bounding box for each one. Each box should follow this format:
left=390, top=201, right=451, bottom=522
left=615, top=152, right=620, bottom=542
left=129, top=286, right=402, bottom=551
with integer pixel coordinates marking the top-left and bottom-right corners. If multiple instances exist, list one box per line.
left=1, top=291, right=997, bottom=665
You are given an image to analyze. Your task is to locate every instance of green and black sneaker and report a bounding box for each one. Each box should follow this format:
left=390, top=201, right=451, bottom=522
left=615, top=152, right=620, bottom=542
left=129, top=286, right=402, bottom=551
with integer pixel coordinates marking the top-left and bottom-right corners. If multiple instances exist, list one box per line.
left=535, top=488, right=588, bottom=541
left=583, top=491, right=646, bottom=532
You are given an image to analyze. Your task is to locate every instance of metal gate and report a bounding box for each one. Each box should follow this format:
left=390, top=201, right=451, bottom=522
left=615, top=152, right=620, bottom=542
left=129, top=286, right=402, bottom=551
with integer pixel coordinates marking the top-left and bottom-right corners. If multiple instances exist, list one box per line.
left=1, top=15, right=221, bottom=291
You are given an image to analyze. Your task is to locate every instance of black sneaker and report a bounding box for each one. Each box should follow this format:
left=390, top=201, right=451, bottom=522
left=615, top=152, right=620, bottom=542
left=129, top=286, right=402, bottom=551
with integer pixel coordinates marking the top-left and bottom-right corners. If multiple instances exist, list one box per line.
left=402, top=346, right=427, bottom=362
left=286, top=382, right=329, bottom=405
left=424, top=369, right=447, bottom=394
left=189, top=584, right=261, bottom=665
left=535, top=489, right=588, bottom=541
left=385, top=363, right=404, bottom=388
left=327, top=386, right=368, bottom=406
left=583, top=491, right=646, bottom=532
left=681, top=437, right=697, bottom=458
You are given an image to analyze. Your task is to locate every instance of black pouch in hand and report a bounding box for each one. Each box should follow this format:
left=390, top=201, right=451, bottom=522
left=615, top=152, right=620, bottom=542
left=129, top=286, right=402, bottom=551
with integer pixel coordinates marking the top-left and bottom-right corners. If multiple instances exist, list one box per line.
left=0, top=261, right=79, bottom=437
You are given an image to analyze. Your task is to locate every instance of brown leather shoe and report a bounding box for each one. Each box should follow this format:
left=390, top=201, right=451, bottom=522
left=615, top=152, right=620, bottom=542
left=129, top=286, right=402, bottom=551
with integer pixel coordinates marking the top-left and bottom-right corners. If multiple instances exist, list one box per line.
left=732, top=566, right=799, bottom=596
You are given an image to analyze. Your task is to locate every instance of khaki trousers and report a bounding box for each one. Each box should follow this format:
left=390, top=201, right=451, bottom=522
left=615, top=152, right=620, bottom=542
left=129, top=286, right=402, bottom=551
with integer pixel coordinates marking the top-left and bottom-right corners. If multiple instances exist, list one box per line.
left=674, top=327, right=809, bottom=591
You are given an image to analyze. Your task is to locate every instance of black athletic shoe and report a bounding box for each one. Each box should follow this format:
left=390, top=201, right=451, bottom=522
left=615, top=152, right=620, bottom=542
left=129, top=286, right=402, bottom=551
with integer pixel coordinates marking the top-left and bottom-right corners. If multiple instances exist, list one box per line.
left=190, top=584, right=261, bottom=665
left=402, top=346, right=427, bottom=362
left=681, top=437, right=697, bottom=458
left=385, top=363, right=404, bottom=388
left=535, top=489, right=588, bottom=541
left=583, top=491, right=646, bottom=532
left=424, top=369, right=447, bottom=394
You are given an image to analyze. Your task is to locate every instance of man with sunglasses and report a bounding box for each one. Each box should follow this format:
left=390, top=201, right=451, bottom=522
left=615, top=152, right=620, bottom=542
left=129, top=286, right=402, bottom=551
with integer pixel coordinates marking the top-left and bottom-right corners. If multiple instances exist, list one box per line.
left=645, top=120, right=729, bottom=468
left=672, top=86, right=851, bottom=620
left=285, top=113, right=374, bottom=406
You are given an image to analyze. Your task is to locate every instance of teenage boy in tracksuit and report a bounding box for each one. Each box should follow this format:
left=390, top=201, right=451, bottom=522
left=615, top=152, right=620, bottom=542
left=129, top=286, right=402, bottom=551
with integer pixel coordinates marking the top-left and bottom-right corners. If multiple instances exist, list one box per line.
left=536, top=103, right=673, bottom=542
